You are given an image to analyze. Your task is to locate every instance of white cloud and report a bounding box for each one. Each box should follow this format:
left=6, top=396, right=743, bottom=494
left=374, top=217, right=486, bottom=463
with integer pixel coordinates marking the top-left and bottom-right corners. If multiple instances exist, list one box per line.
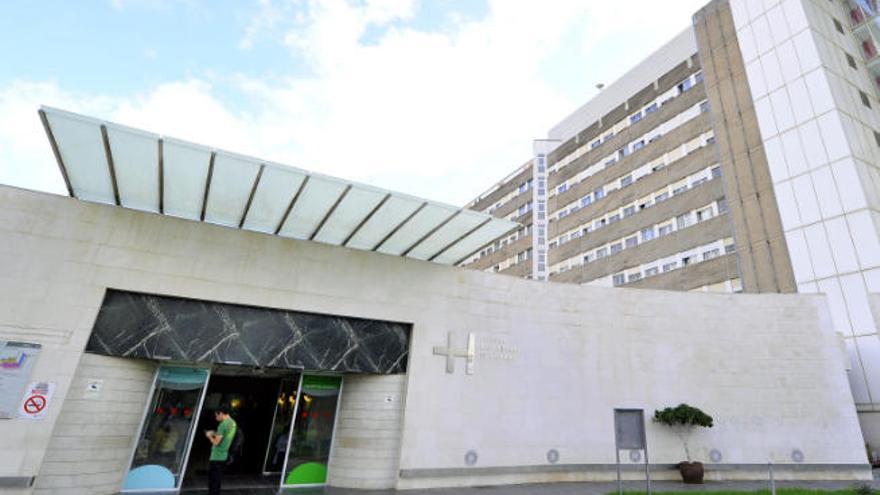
left=0, top=0, right=708, bottom=205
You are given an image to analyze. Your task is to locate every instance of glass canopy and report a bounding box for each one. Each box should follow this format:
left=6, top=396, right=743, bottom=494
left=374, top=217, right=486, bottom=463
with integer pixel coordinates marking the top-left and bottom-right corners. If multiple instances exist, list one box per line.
left=39, top=106, right=518, bottom=266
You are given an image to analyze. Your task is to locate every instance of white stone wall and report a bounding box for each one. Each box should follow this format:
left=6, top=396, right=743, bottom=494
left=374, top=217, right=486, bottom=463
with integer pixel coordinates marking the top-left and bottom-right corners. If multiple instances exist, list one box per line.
left=729, top=0, right=880, bottom=446
left=33, top=354, right=156, bottom=495
left=327, top=375, right=406, bottom=489
left=0, top=186, right=870, bottom=491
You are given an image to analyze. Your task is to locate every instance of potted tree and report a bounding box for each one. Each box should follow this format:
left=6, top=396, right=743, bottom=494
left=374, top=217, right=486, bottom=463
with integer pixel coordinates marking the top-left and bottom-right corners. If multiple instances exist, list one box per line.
left=653, top=403, right=714, bottom=484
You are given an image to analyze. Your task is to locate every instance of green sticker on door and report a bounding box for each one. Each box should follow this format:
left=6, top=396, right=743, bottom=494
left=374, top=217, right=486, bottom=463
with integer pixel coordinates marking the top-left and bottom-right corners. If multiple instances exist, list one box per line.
left=283, top=375, right=342, bottom=486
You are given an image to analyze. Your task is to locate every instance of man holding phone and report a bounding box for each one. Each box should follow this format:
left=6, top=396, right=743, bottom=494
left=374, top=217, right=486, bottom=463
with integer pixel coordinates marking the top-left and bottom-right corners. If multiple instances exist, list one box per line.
left=204, top=405, right=237, bottom=495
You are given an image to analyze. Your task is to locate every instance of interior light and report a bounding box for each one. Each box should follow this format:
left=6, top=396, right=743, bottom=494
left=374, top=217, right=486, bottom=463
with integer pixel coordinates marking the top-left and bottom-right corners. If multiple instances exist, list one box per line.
left=230, top=398, right=242, bottom=409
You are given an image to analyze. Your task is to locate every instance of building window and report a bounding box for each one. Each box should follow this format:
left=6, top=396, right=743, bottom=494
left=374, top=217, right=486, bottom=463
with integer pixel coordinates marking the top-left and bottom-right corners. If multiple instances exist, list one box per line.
left=644, top=267, right=659, bottom=277
left=718, top=198, right=729, bottom=214
left=628, top=273, right=642, bottom=282
left=711, top=166, right=722, bottom=179
left=559, top=210, right=569, bottom=219
left=847, top=52, right=858, bottom=70
left=645, top=102, right=658, bottom=114
left=596, top=247, right=608, bottom=259
left=703, top=248, right=721, bottom=260
left=678, top=78, right=694, bottom=93
left=641, top=228, right=655, bottom=241
left=625, top=236, right=638, bottom=248
left=558, top=183, right=568, bottom=194
left=725, top=243, right=736, bottom=254
left=700, top=100, right=710, bottom=113
left=834, top=17, right=845, bottom=33
left=695, top=72, right=703, bottom=84
left=630, top=112, right=642, bottom=124
left=696, top=207, right=714, bottom=222
left=595, top=188, right=605, bottom=199
left=623, top=205, right=635, bottom=217
left=621, top=175, right=633, bottom=187
left=608, top=213, right=620, bottom=224
left=581, top=195, right=593, bottom=207
left=559, top=234, right=569, bottom=245
left=591, top=140, right=601, bottom=149
left=632, top=140, right=645, bottom=151
left=659, top=224, right=673, bottom=236
left=655, top=191, right=669, bottom=203
left=673, top=184, right=688, bottom=195
left=860, top=90, right=872, bottom=108
left=549, top=241, right=557, bottom=249
left=571, top=230, right=581, bottom=239
left=612, top=273, right=626, bottom=286
left=662, top=261, right=677, bottom=272
left=676, top=214, right=692, bottom=229
left=583, top=253, right=592, bottom=263
left=610, top=242, right=623, bottom=254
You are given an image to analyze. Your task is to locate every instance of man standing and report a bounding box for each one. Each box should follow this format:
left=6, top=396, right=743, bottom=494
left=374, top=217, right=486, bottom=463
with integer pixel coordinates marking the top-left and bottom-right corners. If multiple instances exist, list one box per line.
left=204, top=406, right=237, bottom=495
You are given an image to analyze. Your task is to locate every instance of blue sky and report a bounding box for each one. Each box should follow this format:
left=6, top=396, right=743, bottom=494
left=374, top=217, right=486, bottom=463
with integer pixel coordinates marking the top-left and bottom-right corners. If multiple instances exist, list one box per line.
left=0, top=0, right=707, bottom=205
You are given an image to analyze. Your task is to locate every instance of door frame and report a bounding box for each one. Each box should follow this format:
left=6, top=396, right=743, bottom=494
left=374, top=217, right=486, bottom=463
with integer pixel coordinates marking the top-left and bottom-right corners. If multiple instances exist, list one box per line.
left=261, top=374, right=301, bottom=475
left=119, top=363, right=212, bottom=493
left=278, top=373, right=344, bottom=489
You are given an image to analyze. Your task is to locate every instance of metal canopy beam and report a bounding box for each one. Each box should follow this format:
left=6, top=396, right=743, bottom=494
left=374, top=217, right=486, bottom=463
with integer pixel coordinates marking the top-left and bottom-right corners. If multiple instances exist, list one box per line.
left=343, top=193, right=391, bottom=247
left=309, top=184, right=352, bottom=241
left=158, top=139, right=165, bottom=214
left=200, top=151, right=216, bottom=222
left=275, top=175, right=310, bottom=235
left=373, top=201, right=428, bottom=252
left=400, top=210, right=461, bottom=257
left=428, top=217, right=492, bottom=262
left=452, top=224, right=520, bottom=266
left=99, top=125, right=121, bottom=206
left=239, top=164, right=265, bottom=228
left=38, top=110, right=74, bottom=197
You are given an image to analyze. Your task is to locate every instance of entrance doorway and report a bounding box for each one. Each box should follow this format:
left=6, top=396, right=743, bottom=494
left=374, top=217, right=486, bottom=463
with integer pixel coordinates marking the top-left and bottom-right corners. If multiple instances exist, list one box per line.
left=121, top=364, right=343, bottom=492
left=182, top=366, right=299, bottom=491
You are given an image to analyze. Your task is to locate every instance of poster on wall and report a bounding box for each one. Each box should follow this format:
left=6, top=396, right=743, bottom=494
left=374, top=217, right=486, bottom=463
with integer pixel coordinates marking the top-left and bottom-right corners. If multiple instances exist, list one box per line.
left=0, top=341, right=41, bottom=419
left=17, top=381, right=55, bottom=421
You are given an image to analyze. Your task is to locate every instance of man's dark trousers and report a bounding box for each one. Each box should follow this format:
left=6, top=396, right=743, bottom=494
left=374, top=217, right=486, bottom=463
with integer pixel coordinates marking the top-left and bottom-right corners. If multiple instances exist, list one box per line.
left=208, top=460, right=224, bottom=495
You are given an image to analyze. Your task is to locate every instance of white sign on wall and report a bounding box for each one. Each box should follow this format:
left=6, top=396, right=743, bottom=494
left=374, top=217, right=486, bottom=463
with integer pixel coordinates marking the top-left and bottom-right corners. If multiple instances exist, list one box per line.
left=18, top=381, right=55, bottom=421
left=0, top=341, right=41, bottom=419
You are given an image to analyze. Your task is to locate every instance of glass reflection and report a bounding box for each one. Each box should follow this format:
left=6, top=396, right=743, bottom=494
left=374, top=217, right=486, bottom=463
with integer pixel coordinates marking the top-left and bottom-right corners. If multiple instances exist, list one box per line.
left=283, top=375, right=341, bottom=486
left=123, top=367, right=208, bottom=491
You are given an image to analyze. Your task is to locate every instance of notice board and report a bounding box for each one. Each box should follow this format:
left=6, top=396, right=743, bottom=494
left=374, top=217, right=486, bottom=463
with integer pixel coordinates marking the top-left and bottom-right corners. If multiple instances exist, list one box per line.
left=0, top=341, right=41, bottom=419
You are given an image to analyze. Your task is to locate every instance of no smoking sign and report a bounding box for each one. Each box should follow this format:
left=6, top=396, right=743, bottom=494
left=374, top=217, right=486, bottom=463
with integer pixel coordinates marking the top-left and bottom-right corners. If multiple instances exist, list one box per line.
left=18, top=381, right=55, bottom=420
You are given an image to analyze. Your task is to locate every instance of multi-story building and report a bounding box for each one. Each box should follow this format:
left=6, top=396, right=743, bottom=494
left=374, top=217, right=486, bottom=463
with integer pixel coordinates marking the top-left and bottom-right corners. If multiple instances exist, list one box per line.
left=462, top=0, right=880, bottom=459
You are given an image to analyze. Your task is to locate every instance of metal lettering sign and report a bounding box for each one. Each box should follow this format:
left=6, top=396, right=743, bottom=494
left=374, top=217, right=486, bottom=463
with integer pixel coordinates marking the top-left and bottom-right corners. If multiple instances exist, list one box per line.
left=433, top=332, right=475, bottom=374
left=0, top=342, right=41, bottom=419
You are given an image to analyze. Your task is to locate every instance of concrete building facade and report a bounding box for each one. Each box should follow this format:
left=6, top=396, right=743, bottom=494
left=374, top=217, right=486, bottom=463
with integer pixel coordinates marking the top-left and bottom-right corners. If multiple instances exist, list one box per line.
left=461, top=0, right=880, bottom=458
left=0, top=185, right=872, bottom=493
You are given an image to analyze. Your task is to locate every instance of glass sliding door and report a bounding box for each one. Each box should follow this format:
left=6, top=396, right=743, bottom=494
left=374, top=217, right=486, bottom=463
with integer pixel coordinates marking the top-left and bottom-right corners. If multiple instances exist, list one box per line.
left=123, top=366, right=210, bottom=492
left=281, top=375, right=342, bottom=487
left=262, top=376, right=300, bottom=474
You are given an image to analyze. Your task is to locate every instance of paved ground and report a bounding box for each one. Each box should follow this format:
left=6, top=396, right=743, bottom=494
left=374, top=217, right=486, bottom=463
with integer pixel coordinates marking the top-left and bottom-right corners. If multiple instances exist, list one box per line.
left=155, top=470, right=880, bottom=495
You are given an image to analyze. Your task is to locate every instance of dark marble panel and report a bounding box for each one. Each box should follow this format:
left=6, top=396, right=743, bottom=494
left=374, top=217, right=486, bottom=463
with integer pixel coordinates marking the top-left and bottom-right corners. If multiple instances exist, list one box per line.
left=86, top=290, right=410, bottom=374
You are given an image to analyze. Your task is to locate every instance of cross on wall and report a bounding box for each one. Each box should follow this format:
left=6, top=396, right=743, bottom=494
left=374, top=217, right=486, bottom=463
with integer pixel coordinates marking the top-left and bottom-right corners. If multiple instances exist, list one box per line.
left=432, top=332, right=475, bottom=375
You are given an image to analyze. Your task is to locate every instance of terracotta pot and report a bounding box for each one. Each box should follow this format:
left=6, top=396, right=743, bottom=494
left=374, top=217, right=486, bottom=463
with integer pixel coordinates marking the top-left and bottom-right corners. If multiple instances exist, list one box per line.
left=677, top=461, right=704, bottom=484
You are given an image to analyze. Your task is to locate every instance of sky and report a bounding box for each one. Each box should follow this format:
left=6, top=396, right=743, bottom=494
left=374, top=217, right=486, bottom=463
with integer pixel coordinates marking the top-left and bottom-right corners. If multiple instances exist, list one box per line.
left=0, top=0, right=709, bottom=206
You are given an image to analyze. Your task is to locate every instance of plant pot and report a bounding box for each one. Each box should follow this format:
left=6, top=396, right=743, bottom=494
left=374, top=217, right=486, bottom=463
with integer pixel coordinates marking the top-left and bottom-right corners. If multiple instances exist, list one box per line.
left=677, top=461, right=704, bottom=484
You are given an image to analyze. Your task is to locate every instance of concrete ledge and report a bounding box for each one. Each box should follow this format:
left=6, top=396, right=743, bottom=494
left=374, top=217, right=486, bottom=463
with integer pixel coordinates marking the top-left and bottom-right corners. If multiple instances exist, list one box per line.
left=399, top=463, right=872, bottom=478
